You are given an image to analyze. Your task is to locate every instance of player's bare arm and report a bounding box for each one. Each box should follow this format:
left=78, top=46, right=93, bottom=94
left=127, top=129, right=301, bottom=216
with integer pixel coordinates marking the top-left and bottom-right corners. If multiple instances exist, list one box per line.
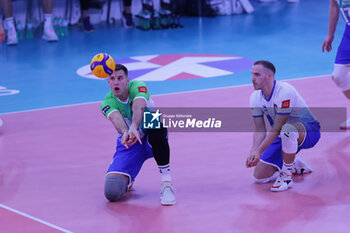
left=246, top=117, right=266, bottom=168
left=108, top=110, right=130, bottom=148
left=248, top=114, right=289, bottom=167
left=129, top=98, right=146, bottom=144
left=323, top=0, right=340, bottom=52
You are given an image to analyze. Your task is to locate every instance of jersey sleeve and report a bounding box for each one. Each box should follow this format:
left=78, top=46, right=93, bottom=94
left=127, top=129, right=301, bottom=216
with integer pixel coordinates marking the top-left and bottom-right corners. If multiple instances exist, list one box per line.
left=250, top=92, right=263, bottom=118
left=129, top=81, right=150, bottom=102
left=100, top=93, right=119, bottom=118
left=275, top=86, right=295, bottom=115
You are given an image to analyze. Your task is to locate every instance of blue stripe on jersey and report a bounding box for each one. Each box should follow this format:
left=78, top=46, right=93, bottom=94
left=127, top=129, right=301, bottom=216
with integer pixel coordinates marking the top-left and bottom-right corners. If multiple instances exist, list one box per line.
left=266, top=114, right=274, bottom=126
left=262, top=80, right=276, bottom=102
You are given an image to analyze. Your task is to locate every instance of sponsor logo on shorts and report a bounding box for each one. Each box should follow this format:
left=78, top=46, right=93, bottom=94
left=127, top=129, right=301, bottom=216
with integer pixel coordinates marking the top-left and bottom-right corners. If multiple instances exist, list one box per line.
left=102, top=105, right=111, bottom=115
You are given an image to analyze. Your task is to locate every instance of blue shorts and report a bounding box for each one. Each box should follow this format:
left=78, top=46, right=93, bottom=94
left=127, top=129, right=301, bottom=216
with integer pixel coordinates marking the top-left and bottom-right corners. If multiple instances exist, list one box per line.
left=106, top=135, right=153, bottom=184
left=336, top=25, right=350, bottom=64
left=260, top=121, right=321, bottom=170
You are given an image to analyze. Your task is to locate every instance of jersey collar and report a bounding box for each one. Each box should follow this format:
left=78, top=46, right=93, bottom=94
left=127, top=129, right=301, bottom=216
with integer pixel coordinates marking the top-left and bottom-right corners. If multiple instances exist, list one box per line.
left=262, top=80, right=276, bottom=102
left=115, top=96, right=129, bottom=104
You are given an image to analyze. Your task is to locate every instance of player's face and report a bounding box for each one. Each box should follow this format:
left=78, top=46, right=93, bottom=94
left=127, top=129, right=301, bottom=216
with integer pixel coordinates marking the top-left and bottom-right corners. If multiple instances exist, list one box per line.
left=108, top=70, right=130, bottom=100
left=251, top=64, right=269, bottom=90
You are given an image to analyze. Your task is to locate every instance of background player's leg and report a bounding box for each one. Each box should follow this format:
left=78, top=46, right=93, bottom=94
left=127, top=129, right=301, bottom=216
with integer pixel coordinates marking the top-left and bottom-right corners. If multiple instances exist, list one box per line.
left=0, top=0, right=17, bottom=45
left=42, top=0, right=58, bottom=41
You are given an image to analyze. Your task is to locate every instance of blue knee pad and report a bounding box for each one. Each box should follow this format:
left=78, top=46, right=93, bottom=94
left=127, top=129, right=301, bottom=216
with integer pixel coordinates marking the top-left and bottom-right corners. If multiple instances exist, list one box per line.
left=104, top=176, right=128, bottom=202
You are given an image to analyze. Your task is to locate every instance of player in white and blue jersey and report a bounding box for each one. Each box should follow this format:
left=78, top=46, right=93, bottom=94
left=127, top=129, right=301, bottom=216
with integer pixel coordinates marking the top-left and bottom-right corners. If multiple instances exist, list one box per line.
left=323, top=0, right=350, bottom=130
left=246, top=60, right=321, bottom=192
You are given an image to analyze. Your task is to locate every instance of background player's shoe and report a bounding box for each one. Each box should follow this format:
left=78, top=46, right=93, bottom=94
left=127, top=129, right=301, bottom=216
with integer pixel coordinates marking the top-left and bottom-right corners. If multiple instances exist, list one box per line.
left=160, top=181, right=176, bottom=205
left=293, top=157, right=312, bottom=175
left=340, top=119, right=350, bottom=130
left=42, top=18, right=58, bottom=41
left=271, top=172, right=293, bottom=192
left=122, top=11, right=134, bottom=28
left=4, top=19, right=18, bottom=45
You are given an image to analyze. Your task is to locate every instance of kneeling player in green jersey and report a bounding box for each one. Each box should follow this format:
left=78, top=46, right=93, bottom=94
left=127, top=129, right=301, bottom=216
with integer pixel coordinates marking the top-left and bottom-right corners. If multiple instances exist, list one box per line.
left=101, top=64, right=175, bottom=205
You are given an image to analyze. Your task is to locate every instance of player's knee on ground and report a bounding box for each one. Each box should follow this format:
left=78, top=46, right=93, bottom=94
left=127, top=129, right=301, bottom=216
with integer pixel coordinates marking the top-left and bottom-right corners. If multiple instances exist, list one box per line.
left=253, top=164, right=279, bottom=183
left=280, top=123, right=299, bottom=154
left=253, top=171, right=279, bottom=184
left=332, top=64, right=350, bottom=91
left=104, top=176, right=128, bottom=202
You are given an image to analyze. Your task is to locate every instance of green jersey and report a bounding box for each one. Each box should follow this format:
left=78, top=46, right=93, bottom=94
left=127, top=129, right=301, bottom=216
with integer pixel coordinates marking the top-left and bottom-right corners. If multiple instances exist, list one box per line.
left=100, top=80, right=154, bottom=128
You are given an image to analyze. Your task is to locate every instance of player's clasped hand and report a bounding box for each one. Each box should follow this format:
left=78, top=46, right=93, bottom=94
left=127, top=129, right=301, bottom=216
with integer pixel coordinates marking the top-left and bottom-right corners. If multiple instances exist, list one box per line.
left=246, top=153, right=260, bottom=168
left=128, top=124, right=142, bottom=145
left=121, top=126, right=143, bottom=149
left=121, top=131, right=137, bottom=149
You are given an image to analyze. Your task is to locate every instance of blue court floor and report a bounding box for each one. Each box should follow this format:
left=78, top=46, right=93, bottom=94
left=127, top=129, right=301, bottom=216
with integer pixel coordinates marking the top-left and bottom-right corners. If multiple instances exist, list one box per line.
left=0, top=0, right=342, bottom=114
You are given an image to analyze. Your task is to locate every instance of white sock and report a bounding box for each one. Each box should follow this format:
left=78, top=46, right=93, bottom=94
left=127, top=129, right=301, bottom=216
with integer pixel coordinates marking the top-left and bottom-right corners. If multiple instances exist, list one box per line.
left=44, top=14, right=53, bottom=26
left=4, top=17, right=15, bottom=28
left=281, top=162, right=293, bottom=176
left=159, top=164, right=171, bottom=182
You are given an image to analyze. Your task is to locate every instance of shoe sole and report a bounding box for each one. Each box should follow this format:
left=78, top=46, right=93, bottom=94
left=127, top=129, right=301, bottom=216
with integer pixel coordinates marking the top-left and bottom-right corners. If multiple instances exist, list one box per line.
left=271, top=181, right=293, bottom=192
left=294, top=157, right=313, bottom=175
left=161, top=200, right=176, bottom=206
left=42, top=35, right=58, bottom=41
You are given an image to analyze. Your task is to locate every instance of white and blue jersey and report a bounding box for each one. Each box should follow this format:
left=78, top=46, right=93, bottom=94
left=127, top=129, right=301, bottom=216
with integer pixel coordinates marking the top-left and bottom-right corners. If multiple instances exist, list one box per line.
left=250, top=81, right=320, bottom=170
left=250, top=81, right=317, bottom=126
left=335, top=0, right=350, bottom=64
left=336, top=0, right=350, bottom=25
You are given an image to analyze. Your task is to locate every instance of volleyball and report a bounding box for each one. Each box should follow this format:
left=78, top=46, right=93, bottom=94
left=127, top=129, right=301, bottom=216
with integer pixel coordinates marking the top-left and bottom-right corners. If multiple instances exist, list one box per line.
left=90, top=53, right=116, bottom=78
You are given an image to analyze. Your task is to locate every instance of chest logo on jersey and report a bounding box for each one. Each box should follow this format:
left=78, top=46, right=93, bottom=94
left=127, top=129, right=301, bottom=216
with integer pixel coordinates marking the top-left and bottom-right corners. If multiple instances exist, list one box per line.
left=138, top=86, right=147, bottom=93
left=281, top=100, right=290, bottom=108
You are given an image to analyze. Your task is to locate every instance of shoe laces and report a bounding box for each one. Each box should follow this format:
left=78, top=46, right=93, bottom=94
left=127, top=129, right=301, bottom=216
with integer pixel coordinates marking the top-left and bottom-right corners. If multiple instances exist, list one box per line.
left=161, top=182, right=175, bottom=195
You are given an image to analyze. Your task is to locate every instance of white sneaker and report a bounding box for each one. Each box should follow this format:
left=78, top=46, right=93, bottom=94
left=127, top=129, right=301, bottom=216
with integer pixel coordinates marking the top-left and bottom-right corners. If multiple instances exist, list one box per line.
left=5, top=22, right=18, bottom=45
left=271, top=172, right=293, bottom=192
left=42, top=21, right=58, bottom=41
left=293, top=157, right=312, bottom=175
left=340, top=118, right=350, bottom=130
left=160, top=181, right=176, bottom=205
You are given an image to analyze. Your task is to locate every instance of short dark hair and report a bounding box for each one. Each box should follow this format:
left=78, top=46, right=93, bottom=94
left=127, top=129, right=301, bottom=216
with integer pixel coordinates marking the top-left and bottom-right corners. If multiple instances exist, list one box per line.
left=254, top=60, right=276, bottom=74
left=115, top=64, right=128, bottom=76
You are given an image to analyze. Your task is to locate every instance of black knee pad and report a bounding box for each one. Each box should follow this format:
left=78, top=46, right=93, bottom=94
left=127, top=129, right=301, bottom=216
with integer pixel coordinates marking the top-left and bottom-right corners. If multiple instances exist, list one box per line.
left=146, top=125, right=170, bottom=166
left=146, top=124, right=168, bottom=145
left=104, top=176, right=128, bottom=202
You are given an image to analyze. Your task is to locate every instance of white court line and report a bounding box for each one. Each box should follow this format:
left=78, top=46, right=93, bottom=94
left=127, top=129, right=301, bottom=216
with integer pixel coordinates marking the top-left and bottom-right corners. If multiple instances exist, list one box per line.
left=0, top=74, right=329, bottom=116
left=0, top=203, right=73, bottom=233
